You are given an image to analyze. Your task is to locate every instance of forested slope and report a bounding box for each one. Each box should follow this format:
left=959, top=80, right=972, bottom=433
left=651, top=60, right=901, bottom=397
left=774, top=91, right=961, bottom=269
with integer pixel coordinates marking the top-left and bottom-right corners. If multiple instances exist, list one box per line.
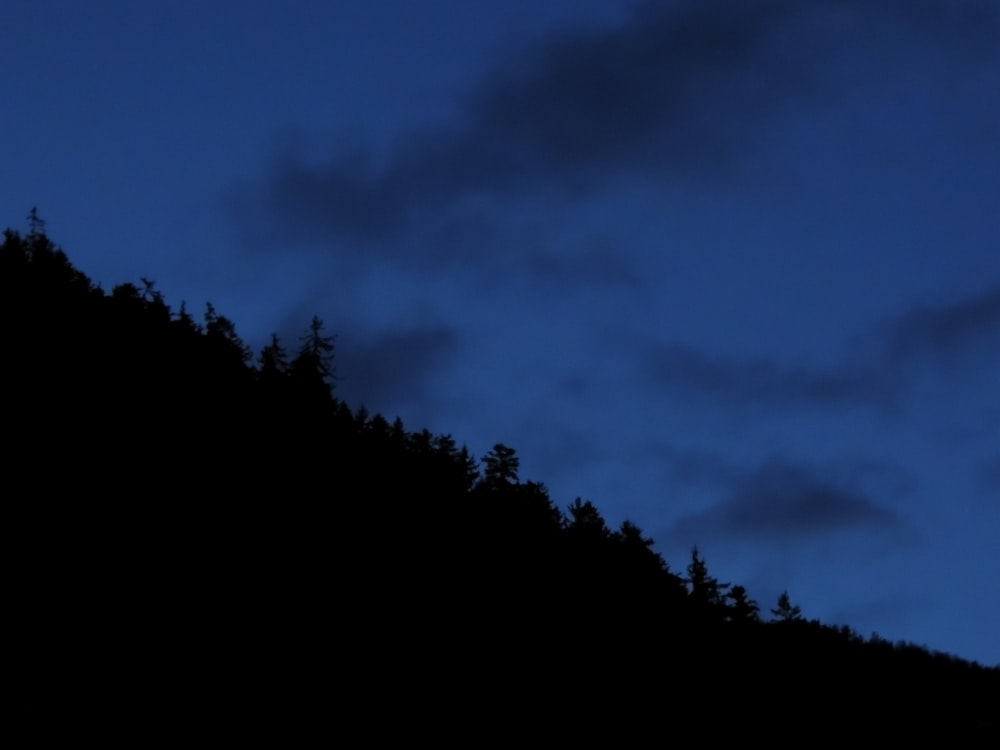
left=3, top=227, right=996, bottom=736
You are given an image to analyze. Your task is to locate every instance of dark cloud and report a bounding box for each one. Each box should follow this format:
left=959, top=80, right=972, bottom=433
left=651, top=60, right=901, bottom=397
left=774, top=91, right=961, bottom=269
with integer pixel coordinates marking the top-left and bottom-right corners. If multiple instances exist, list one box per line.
left=977, top=455, right=1000, bottom=496
left=260, top=149, right=410, bottom=246
left=646, top=343, right=888, bottom=408
left=243, top=0, right=999, bottom=251
left=524, top=244, right=639, bottom=287
left=644, top=283, right=1000, bottom=410
left=659, top=444, right=742, bottom=487
left=670, top=459, right=899, bottom=544
left=335, top=326, right=460, bottom=413
left=882, top=285, right=1000, bottom=369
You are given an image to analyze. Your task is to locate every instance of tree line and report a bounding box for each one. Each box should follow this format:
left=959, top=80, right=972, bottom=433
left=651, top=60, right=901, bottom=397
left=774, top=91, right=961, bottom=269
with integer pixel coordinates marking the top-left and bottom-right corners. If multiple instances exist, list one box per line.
left=2, top=218, right=996, bottom=735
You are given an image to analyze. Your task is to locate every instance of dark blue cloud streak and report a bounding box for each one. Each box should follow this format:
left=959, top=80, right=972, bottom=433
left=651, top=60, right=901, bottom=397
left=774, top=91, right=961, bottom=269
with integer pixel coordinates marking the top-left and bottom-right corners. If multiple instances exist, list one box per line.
left=644, top=284, right=1000, bottom=410
left=243, top=0, right=1000, bottom=253
left=668, top=459, right=899, bottom=544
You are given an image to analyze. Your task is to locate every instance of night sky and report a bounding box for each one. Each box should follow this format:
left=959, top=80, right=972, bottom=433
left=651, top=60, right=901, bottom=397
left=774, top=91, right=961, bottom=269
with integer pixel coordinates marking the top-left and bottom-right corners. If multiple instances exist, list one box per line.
left=4, top=0, right=998, bottom=665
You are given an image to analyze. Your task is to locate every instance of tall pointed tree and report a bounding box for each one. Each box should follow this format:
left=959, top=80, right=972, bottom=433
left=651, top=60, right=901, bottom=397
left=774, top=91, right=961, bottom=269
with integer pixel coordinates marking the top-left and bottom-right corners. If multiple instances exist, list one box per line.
left=292, top=315, right=336, bottom=386
left=770, top=591, right=803, bottom=623
left=685, top=547, right=730, bottom=618
left=481, top=443, right=519, bottom=488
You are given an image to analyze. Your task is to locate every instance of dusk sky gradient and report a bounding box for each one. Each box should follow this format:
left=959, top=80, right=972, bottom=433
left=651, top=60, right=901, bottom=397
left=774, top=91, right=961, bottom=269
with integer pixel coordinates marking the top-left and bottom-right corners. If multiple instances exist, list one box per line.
left=3, top=0, right=998, bottom=665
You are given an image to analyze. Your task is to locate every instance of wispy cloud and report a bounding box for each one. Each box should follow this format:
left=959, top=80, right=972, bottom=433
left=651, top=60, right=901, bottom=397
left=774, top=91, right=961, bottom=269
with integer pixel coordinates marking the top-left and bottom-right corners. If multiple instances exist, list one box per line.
left=669, top=459, right=899, bottom=543
left=977, top=454, right=1000, bottom=497
left=883, top=285, right=1000, bottom=369
left=239, top=0, right=999, bottom=253
left=643, top=284, right=1000, bottom=410
left=336, top=325, right=460, bottom=411
left=646, top=343, right=888, bottom=408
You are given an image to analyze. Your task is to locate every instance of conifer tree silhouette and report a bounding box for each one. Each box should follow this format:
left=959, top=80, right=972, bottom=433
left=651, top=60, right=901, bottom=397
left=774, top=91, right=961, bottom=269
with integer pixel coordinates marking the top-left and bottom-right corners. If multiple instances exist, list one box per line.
left=770, top=591, right=803, bottom=622
left=293, top=315, right=335, bottom=385
left=481, top=443, right=519, bottom=487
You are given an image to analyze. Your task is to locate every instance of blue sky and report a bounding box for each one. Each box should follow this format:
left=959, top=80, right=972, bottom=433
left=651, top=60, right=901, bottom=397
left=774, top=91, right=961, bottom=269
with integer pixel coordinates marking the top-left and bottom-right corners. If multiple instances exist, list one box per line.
left=3, top=0, right=998, bottom=665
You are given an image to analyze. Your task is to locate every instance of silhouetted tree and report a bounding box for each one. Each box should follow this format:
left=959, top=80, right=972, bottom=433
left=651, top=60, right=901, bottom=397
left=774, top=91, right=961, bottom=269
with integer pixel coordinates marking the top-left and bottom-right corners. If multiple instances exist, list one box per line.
left=685, top=546, right=730, bottom=618
left=26, top=206, right=46, bottom=238
left=566, top=498, right=609, bottom=540
left=174, top=301, right=200, bottom=333
left=292, top=315, right=335, bottom=385
left=726, top=584, right=760, bottom=623
left=204, top=302, right=251, bottom=364
left=432, top=434, right=480, bottom=493
left=258, top=333, right=289, bottom=376
left=481, top=443, right=519, bottom=487
left=771, top=591, right=804, bottom=623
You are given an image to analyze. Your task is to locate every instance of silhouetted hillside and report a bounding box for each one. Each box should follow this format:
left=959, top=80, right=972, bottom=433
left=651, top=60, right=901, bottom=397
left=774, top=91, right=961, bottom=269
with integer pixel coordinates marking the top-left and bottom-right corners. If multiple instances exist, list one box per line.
left=3, top=225, right=996, bottom=736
